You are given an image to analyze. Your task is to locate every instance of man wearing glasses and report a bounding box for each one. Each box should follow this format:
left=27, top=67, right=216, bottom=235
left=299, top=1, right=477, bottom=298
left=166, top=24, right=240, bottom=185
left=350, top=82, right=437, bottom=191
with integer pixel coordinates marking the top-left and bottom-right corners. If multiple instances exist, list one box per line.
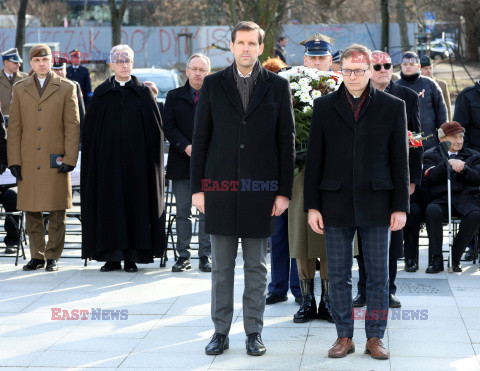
left=304, top=44, right=409, bottom=359
left=164, top=53, right=212, bottom=273
left=353, top=51, right=422, bottom=309
left=81, top=45, right=165, bottom=273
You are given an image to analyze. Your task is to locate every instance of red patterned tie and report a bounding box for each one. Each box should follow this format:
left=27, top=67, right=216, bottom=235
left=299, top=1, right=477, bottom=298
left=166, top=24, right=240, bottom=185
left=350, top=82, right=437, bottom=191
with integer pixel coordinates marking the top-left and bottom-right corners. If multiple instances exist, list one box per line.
left=194, top=90, right=199, bottom=104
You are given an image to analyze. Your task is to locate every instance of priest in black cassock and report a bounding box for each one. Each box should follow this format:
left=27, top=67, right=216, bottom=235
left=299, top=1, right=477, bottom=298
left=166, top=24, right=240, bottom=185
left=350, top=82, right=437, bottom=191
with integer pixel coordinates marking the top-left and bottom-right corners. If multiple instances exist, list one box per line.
left=81, top=44, right=165, bottom=272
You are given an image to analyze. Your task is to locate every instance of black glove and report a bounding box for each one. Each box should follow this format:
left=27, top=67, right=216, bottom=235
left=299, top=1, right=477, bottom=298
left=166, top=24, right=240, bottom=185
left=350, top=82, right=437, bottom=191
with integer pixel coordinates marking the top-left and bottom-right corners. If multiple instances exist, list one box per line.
left=9, top=165, right=22, bottom=180
left=58, top=163, right=75, bottom=173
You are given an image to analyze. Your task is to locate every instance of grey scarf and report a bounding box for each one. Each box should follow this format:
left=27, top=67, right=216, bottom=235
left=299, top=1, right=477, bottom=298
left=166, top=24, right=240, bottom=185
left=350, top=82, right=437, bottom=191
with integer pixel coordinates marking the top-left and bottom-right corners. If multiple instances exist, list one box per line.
left=232, top=60, right=261, bottom=112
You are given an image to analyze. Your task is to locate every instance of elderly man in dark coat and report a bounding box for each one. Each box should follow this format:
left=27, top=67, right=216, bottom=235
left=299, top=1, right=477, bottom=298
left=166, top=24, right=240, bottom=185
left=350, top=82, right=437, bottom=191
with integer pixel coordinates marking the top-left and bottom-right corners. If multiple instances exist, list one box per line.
left=81, top=44, right=165, bottom=273
left=423, top=121, right=480, bottom=273
left=191, top=21, right=295, bottom=357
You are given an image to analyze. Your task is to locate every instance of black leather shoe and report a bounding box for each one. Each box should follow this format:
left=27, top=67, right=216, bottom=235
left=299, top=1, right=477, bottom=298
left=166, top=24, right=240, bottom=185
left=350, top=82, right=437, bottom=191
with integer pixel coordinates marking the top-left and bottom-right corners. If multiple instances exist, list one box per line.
left=266, top=292, right=288, bottom=305
left=405, top=258, right=418, bottom=272
left=389, top=294, right=401, bottom=308
left=45, top=259, right=58, bottom=271
left=452, top=261, right=463, bottom=272
left=205, top=333, right=229, bottom=355
left=464, top=251, right=474, bottom=261
left=23, top=258, right=45, bottom=271
left=353, top=293, right=366, bottom=307
left=199, top=256, right=212, bottom=272
left=246, top=333, right=266, bottom=356
left=318, top=279, right=334, bottom=323
left=426, top=255, right=444, bottom=274
left=124, top=261, right=138, bottom=273
left=100, top=261, right=122, bottom=272
left=172, top=257, right=191, bottom=272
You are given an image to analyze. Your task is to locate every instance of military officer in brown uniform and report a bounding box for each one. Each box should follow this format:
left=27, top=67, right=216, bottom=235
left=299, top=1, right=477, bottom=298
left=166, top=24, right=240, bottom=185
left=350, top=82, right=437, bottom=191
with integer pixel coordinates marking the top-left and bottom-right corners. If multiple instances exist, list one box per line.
left=7, top=44, right=80, bottom=271
left=0, top=48, right=28, bottom=115
left=290, top=33, right=334, bottom=324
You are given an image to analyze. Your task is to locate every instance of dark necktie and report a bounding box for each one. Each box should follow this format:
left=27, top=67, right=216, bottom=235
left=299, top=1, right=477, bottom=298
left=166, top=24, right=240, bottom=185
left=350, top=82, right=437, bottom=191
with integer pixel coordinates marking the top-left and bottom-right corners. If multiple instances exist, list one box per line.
left=194, top=90, right=199, bottom=104
left=449, top=154, right=456, bottom=159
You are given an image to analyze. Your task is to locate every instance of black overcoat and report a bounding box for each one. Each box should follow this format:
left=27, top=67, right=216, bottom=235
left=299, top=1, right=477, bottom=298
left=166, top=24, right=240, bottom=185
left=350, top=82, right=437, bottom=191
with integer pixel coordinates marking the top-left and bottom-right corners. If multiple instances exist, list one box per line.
left=304, top=83, right=410, bottom=227
left=389, top=81, right=423, bottom=186
left=81, top=76, right=165, bottom=262
left=424, top=146, right=480, bottom=216
left=67, top=65, right=92, bottom=106
left=164, top=81, right=195, bottom=180
left=190, top=64, right=295, bottom=238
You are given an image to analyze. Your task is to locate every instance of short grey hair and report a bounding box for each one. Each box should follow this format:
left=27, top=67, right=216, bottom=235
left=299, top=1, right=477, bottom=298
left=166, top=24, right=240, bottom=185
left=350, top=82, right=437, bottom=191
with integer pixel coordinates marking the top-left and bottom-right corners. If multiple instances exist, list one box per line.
left=187, top=53, right=211, bottom=71
left=109, top=44, right=134, bottom=62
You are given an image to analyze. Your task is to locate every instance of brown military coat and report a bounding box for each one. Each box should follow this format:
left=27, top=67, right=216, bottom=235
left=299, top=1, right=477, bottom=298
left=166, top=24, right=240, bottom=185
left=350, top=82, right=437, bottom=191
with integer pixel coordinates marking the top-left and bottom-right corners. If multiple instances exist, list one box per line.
left=7, top=71, right=80, bottom=211
left=0, top=67, right=28, bottom=115
left=434, top=77, right=452, bottom=122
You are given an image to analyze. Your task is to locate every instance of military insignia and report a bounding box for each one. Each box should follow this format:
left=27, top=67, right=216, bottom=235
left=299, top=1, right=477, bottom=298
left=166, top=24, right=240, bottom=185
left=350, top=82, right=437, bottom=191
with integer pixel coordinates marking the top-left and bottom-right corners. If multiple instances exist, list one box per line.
left=314, top=33, right=321, bottom=41
left=41, top=50, right=47, bottom=56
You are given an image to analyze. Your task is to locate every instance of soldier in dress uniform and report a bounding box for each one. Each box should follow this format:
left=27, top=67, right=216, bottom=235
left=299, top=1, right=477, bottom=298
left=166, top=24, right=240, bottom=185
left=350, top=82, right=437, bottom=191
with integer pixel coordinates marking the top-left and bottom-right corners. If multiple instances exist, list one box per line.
left=288, top=33, right=335, bottom=324
left=7, top=44, right=80, bottom=272
left=0, top=48, right=28, bottom=115
left=66, top=49, right=92, bottom=107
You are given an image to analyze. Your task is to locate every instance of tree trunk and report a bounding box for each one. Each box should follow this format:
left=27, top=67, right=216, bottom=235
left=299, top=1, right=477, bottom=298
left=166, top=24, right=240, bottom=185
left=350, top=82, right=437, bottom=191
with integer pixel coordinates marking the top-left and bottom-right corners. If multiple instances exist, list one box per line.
left=381, top=0, right=389, bottom=52
left=396, top=0, right=410, bottom=51
left=108, top=0, right=129, bottom=47
left=463, top=9, right=480, bottom=61
left=15, top=0, right=29, bottom=71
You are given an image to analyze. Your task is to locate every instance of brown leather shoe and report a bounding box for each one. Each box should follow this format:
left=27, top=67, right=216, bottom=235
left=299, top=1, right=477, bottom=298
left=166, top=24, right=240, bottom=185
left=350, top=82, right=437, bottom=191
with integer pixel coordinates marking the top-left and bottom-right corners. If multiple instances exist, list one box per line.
left=328, top=337, right=355, bottom=358
left=365, top=337, right=389, bottom=359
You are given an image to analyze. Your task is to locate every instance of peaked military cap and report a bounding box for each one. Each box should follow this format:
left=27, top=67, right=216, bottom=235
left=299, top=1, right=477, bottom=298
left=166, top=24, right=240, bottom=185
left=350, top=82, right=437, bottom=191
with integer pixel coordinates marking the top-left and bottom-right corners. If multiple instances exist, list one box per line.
left=300, top=33, right=335, bottom=56
left=2, top=48, right=23, bottom=63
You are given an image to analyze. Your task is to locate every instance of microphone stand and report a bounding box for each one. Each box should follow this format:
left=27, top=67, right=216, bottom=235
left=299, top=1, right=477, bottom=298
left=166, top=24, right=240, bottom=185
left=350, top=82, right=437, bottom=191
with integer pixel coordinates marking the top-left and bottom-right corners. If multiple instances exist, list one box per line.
left=438, top=141, right=453, bottom=273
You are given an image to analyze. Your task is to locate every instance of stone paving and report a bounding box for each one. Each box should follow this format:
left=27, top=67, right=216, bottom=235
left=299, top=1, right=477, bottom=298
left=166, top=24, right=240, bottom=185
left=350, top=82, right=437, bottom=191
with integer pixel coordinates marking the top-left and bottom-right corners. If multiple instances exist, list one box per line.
left=0, top=239, right=479, bottom=370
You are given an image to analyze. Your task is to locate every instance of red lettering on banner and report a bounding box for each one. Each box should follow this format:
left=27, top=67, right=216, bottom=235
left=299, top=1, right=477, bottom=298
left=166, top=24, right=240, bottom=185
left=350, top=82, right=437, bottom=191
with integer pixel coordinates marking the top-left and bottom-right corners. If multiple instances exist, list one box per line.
left=78, top=31, right=87, bottom=52
left=159, top=29, right=171, bottom=53
left=131, top=29, right=146, bottom=53
left=26, top=31, right=35, bottom=43
left=0, top=32, right=9, bottom=50
left=42, top=30, right=51, bottom=41
left=89, top=30, right=101, bottom=53
left=64, top=30, right=75, bottom=52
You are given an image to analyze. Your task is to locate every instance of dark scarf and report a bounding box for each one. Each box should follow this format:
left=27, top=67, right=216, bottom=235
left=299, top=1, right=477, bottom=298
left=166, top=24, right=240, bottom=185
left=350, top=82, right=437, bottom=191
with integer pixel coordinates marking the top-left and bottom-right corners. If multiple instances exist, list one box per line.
left=345, top=83, right=369, bottom=121
left=400, top=71, right=420, bottom=81
left=232, top=60, right=261, bottom=112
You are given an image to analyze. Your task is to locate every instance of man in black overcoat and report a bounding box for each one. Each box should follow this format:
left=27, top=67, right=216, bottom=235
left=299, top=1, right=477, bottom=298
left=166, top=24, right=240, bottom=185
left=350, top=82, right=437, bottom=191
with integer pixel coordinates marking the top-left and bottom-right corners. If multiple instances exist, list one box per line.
left=354, top=51, right=422, bottom=309
left=191, top=21, right=295, bottom=356
left=423, top=121, right=480, bottom=273
left=164, top=53, right=212, bottom=273
left=81, top=45, right=165, bottom=273
left=304, top=44, right=409, bottom=360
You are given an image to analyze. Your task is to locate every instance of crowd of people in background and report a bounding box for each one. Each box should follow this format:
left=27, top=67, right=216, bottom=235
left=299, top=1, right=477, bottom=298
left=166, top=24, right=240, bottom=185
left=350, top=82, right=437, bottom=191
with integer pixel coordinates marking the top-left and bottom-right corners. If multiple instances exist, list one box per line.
left=0, top=19, right=479, bottom=360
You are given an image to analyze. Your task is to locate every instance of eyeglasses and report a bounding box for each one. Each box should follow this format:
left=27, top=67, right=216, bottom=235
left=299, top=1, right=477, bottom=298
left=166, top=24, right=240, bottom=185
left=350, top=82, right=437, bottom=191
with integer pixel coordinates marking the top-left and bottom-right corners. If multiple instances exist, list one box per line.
left=113, top=59, right=133, bottom=65
left=188, top=67, right=209, bottom=73
left=373, top=63, right=392, bottom=71
left=341, top=69, right=368, bottom=76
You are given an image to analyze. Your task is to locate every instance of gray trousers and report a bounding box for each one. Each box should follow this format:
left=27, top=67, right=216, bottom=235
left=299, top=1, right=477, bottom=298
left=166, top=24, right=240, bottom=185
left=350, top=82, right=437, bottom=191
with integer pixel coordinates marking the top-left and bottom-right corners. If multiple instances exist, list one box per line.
left=211, top=235, right=268, bottom=335
left=172, top=179, right=211, bottom=259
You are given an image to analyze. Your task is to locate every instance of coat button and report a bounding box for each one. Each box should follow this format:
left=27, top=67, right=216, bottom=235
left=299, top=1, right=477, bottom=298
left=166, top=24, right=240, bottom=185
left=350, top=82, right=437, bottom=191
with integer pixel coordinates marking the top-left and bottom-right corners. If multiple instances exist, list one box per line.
left=36, top=166, right=40, bottom=170
left=38, top=107, right=42, bottom=111
left=37, top=127, right=41, bottom=131
left=240, top=144, right=245, bottom=149
left=37, top=147, right=40, bottom=150
left=242, top=121, right=246, bottom=125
